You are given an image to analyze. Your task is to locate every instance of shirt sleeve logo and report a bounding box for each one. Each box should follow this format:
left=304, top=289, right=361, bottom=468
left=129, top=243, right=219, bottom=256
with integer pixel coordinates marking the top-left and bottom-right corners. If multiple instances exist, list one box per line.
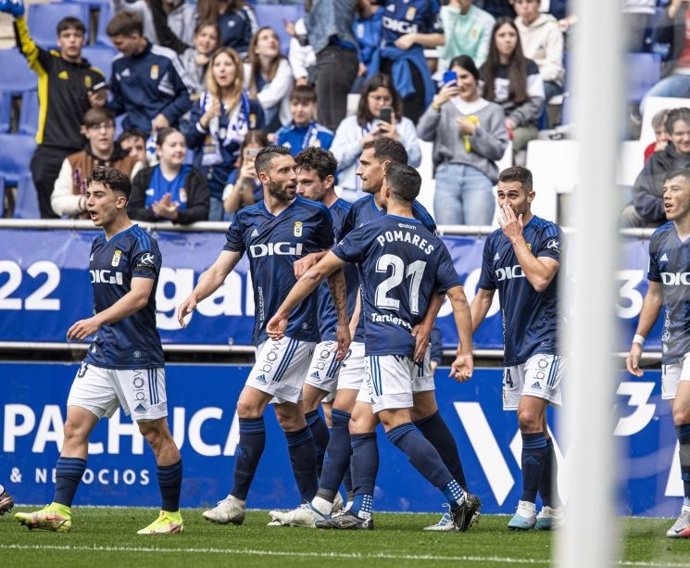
left=545, top=239, right=560, bottom=252
left=140, top=253, right=156, bottom=265
left=111, top=250, right=122, bottom=267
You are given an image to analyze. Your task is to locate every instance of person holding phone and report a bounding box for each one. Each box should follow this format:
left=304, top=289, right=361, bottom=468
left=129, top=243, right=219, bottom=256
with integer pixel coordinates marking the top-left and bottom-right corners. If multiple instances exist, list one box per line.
left=222, top=129, right=270, bottom=219
left=418, top=54, right=508, bottom=225
left=331, top=73, right=421, bottom=202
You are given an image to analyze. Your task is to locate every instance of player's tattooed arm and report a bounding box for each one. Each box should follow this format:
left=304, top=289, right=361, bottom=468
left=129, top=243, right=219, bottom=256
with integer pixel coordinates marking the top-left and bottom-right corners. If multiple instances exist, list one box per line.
left=67, top=277, right=155, bottom=341
left=177, top=250, right=242, bottom=327
left=446, top=284, right=473, bottom=381
left=626, top=280, right=663, bottom=377
left=327, top=268, right=352, bottom=360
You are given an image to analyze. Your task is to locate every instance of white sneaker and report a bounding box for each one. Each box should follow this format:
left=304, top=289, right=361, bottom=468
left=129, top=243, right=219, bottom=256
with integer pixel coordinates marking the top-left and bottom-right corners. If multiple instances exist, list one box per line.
left=268, top=503, right=326, bottom=528
left=667, top=509, right=690, bottom=538
left=202, top=495, right=246, bottom=525
left=535, top=506, right=563, bottom=530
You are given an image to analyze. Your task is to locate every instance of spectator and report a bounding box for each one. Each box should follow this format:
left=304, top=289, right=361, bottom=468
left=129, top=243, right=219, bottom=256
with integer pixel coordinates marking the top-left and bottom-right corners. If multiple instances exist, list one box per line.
left=477, top=0, right=515, bottom=19
left=641, top=0, right=690, bottom=112
left=111, top=0, right=160, bottom=44
left=107, top=11, right=194, bottom=136
left=275, top=85, right=334, bottom=156
left=186, top=47, right=264, bottom=220
left=51, top=108, right=142, bottom=218
left=197, top=0, right=257, bottom=58
left=0, top=0, right=106, bottom=218
left=304, top=0, right=364, bottom=131
left=438, top=0, right=495, bottom=72
left=644, top=109, right=670, bottom=163
left=622, top=107, right=690, bottom=228
left=331, top=73, right=421, bottom=202
left=128, top=128, right=209, bottom=224
left=286, top=18, right=316, bottom=87
left=368, top=0, right=445, bottom=124
left=113, top=0, right=196, bottom=46
left=352, top=3, right=383, bottom=92
left=245, top=27, right=294, bottom=131
left=222, top=129, right=269, bottom=219
left=480, top=17, right=544, bottom=165
left=119, top=129, right=149, bottom=165
left=622, top=0, right=657, bottom=52
left=514, top=0, right=564, bottom=103
left=418, top=55, right=508, bottom=225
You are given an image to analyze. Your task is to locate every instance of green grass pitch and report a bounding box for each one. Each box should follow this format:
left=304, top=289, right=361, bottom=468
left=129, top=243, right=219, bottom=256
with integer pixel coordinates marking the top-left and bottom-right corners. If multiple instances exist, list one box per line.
left=0, top=507, right=688, bottom=568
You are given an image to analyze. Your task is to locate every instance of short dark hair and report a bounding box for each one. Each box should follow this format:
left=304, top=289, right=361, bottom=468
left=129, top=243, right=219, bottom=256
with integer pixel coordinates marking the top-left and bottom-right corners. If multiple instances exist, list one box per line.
left=87, top=166, right=132, bottom=200
left=289, top=84, right=317, bottom=105
left=664, top=168, right=690, bottom=185
left=107, top=11, right=144, bottom=37
left=498, top=166, right=533, bottom=192
left=255, top=145, right=292, bottom=176
left=294, top=147, right=337, bottom=180
left=57, top=17, right=85, bottom=36
left=118, top=128, right=147, bottom=145
left=666, top=108, right=690, bottom=134
left=384, top=162, right=421, bottom=203
left=83, top=107, right=115, bottom=127
left=362, top=137, right=408, bottom=165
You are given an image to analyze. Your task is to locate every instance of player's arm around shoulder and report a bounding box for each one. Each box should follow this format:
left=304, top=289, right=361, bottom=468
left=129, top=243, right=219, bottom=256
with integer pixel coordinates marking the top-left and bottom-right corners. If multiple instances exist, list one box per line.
left=626, top=280, right=664, bottom=377
left=67, top=277, right=155, bottom=341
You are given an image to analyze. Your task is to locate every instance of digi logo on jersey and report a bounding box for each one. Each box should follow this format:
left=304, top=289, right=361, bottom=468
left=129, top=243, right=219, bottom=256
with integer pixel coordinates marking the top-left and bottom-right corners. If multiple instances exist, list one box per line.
left=382, top=16, right=418, bottom=34
left=90, top=269, right=124, bottom=285
left=660, top=272, right=690, bottom=285
left=249, top=242, right=303, bottom=258
left=495, top=265, right=525, bottom=281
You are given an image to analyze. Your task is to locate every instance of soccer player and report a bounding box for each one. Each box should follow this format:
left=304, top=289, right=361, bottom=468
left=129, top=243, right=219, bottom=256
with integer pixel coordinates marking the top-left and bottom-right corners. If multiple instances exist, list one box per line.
left=290, top=147, right=358, bottom=486
left=471, top=166, right=564, bottom=530
left=15, top=167, right=183, bottom=535
left=0, top=484, right=13, bottom=515
left=267, top=162, right=474, bottom=530
left=176, top=146, right=349, bottom=525
left=626, top=169, right=690, bottom=539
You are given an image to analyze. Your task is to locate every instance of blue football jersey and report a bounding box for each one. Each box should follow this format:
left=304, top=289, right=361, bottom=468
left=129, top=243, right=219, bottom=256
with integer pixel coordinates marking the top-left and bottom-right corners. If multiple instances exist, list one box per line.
left=648, top=221, right=690, bottom=364
left=332, top=214, right=460, bottom=356
left=276, top=121, right=334, bottom=156
left=380, top=0, right=443, bottom=46
left=224, top=196, right=334, bottom=344
left=317, top=198, right=361, bottom=342
left=478, top=216, right=562, bottom=366
left=342, top=194, right=437, bottom=340
left=84, top=225, right=164, bottom=369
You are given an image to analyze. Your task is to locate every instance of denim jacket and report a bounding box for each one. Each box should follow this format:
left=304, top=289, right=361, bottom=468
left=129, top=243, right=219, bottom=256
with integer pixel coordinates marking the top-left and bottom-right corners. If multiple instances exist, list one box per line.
left=305, top=0, right=359, bottom=54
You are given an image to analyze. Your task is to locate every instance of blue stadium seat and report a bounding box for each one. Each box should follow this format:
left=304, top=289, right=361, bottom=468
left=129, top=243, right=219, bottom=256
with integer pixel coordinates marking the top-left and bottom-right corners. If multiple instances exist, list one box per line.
left=0, top=49, right=37, bottom=94
left=27, top=3, right=90, bottom=48
left=14, top=175, right=40, bottom=219
left=96, top=1, right=114, bottom=47
left=253, top=3, right=305, bottom=54
left=19, top=91, right=39, bottom=136
left=627, top=52, right=662, bottom=104
left=82, top=45, right=116, bottom=82
left=65, top=0, right=110, bottom=8
left=0, top=92, right=11, bottom=133
left=0, top=134, right=36, bottom=185
left=0, top=177, right=5, bottom=217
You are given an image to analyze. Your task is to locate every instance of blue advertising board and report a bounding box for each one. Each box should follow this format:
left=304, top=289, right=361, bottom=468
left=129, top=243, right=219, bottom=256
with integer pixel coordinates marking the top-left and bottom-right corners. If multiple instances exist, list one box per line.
left=0, top=228, right=659, bottom=351
left=0, top=362, right=680, bottom=516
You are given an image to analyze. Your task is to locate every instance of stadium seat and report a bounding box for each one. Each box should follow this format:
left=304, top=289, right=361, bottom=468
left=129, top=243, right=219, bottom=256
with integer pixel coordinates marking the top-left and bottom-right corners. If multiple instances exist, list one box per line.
left=82, top=45, right=117, bottom=82
left=19, top=91, right=39, bottom=136
left=14, top=175, right=40, bottom=219
left=626, top=52, right=662, bottom=104
left=253, top=3, right=305, bottom=54
left=0, top=134, right=36, bottom=185
left=0, top=49, right=37, bottom=94
left=0, top=177, right=5, bottom=218
left=27, top=3, right=90, bottom=48
left=96, top=1, right=114, bottom=47
left=0, top=92, right=11, bottom=133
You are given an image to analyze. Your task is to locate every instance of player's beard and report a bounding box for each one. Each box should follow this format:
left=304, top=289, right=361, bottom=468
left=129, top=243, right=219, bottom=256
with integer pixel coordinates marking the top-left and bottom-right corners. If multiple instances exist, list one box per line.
left=266, top=179, right=295, bottom=203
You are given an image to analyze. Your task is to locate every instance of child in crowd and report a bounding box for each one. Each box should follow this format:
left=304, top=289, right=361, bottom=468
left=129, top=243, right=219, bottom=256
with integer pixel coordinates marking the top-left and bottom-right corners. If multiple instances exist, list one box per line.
left=275, top=85, right=334, bottom=156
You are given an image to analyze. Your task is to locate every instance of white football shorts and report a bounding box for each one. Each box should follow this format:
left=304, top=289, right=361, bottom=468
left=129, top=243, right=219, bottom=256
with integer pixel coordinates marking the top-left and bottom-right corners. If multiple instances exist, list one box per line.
left=661, top=353, right=690, bottom=400
left=502, top=353, right=564, bottom=410
left=67, top=363, right=167, bottom=421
